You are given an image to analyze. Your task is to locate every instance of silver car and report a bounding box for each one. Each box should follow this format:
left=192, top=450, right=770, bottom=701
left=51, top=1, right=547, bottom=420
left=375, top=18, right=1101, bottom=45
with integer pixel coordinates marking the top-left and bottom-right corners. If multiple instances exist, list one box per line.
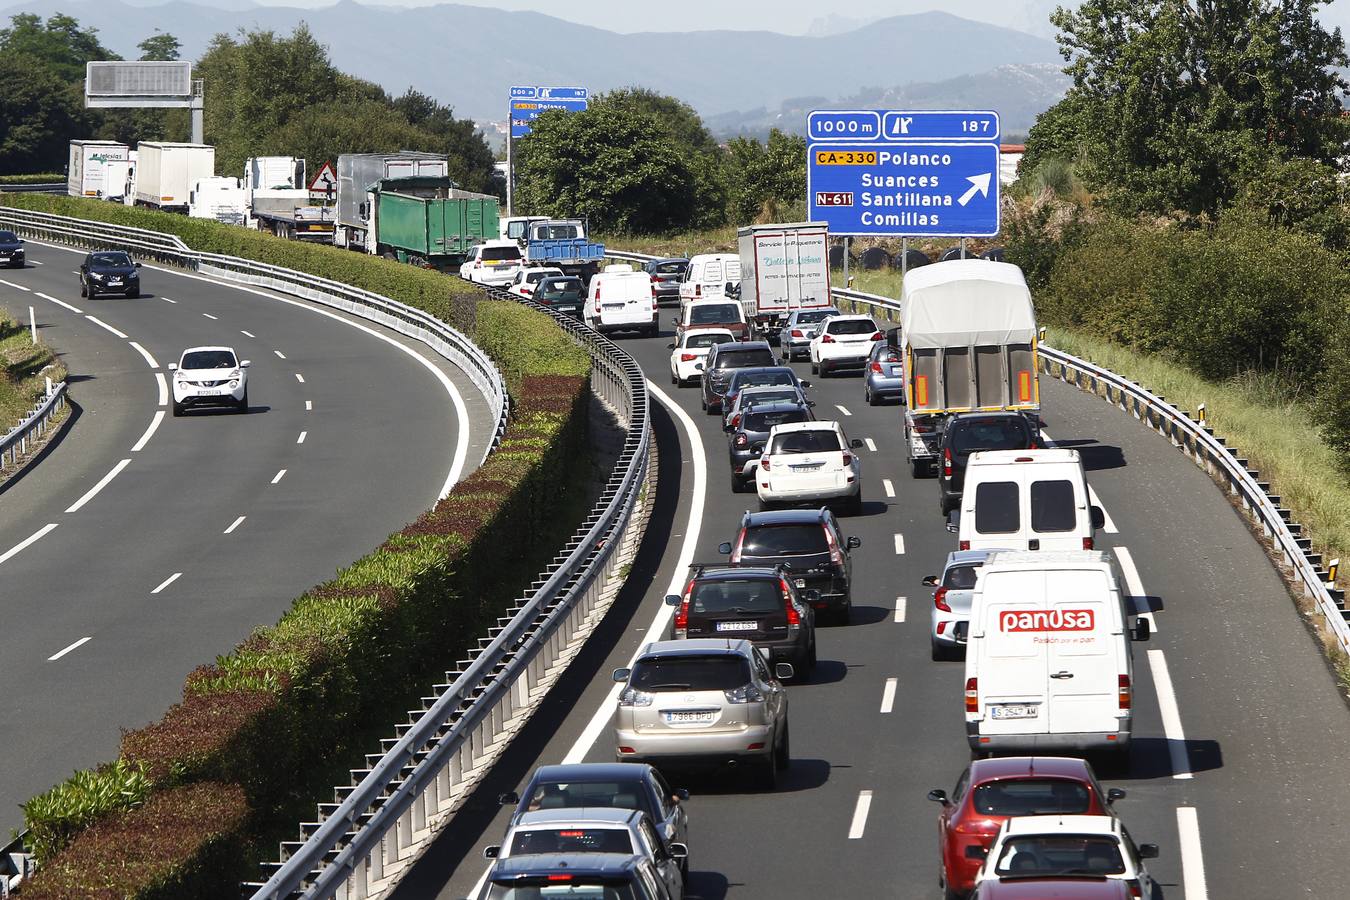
left=777, top=308, right=840, bottom=361
left=863, top=340, right=904, bottom=405
left=613, top=639, right=793, bottom=788
left=922, top=549, right=1004, bottom=660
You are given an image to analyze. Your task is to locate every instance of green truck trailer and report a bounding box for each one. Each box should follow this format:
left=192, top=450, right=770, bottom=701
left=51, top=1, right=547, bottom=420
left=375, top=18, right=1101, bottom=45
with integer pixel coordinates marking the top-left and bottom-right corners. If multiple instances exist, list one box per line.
left=363, top=176, right=500, bottom=270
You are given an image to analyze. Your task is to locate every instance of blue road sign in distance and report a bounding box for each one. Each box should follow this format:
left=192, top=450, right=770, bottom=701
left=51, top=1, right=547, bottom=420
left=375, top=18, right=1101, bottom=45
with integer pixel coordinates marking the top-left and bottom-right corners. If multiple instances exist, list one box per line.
left=807, top=142, right=1001, bottom=237
left=810, top=109, right=999, bottom=143
left=509, top=87, right=589, bottom=139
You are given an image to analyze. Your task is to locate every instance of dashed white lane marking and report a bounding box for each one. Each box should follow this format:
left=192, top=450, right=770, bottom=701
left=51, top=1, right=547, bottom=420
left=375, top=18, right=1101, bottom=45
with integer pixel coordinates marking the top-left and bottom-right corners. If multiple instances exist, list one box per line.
left=130, top=411, right=165, bottom=452
left=1147, top=649, right=1192, bottom=780
left=240, top=329, right=255, bottom=337
left=1113, top=546, right=1157, bottom=634
left=85, top=315, right=127, bottom=339
left=162, top=296, right=176, bottom=303
left=48, top=637, right=91, bottom=661
left=0, top=523, right=59, bottom=566
left=201, top=312, right=218, bottom=320
left=864, top=437, right=877, bottom=452
left=155, top=373, right=168, bottom=407
left=36, top=291, right=80, bottom=313
left=27, top=260, right=42, bottom=266
left=893, top=533, right=905, bottom=554
left=128, top=341, right=159, bottom=368
left=151, top=572, right=182, bottom=594
left=0, top=278, right=30, bottom=291
left=894, top=596, right=906, bottom=623
left=295, top=373, right=305, bottom=383
left=274, top=350, right=286, bottom=359
left=65, top=458, right=131, bottom=513
left=1088, top=485, right=1118, bottom=533
left=305, top=400, right=312, bottom=411
left=835, top=404, right=852, bottom=416
left=297, top=431, right=307, bottom=444
left=1177, top=806, right=1209, bottom=899
left=883, top=478, right=895, bottom=498
left=880, top=678, right=898, bottom=713
left=847, top=790, right=874, bottom=839
left=271, top=469, right=287, bottom=484
left=223, top=516, right=246, bottom=535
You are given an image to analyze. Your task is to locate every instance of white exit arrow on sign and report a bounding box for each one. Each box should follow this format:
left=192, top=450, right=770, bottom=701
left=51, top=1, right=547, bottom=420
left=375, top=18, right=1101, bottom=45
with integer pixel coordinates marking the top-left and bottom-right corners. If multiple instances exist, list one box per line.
left=957, top=172, right=992, bottom=207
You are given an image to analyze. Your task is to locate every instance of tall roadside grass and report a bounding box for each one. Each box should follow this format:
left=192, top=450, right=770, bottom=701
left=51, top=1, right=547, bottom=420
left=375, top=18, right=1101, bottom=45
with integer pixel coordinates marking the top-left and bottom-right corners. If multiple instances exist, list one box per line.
left=0, top=305, right=67, bottom=427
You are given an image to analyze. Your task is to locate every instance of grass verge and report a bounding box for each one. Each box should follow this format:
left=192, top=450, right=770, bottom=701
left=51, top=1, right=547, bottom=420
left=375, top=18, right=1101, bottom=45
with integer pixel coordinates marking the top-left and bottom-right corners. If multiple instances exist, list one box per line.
left=0, top=305, right=67, bottom=426
left=0, top=174, right=63, bottom=185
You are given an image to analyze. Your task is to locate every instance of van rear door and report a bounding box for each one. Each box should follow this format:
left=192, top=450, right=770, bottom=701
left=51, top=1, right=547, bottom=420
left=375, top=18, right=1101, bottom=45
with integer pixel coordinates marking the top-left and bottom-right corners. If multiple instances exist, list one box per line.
left=1044, top=570, right=1119, bottom=735
left=976, top=570, right=1050, bottom=737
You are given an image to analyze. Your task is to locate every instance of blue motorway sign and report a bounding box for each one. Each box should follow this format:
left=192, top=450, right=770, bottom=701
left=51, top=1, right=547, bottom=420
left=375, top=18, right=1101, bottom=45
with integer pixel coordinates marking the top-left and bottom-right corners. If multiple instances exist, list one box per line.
left=807, top=142, right=1001, bottom=237
left=808, top=109, right=999, bottom=143
left=509, top=86, right=589, bottom=138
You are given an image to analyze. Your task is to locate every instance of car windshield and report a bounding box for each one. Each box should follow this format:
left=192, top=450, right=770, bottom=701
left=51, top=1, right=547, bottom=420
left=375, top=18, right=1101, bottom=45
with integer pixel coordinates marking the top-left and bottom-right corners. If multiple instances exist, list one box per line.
left=973, top=779, right=1093, bottom=816
left=90, top=252, right=132, bottom=267
left=741, top=389, right=800, bottom=407
left=768, top=430, right=842, bottom=454
left=486, top=883, right=638, bottom=900
left=482, top=246, right=522, bottom=261
left=684, top=332, right=732, bottom=349
left=745, top=408, right=810, bottom=432
left=714, top=349, right=775, bottom=369
left=733, top=370, right=795, bottom=390
left=795, top=310, right=836, bottom=324
left=827, top=318, right=877, bottom=335
left=689, top=304, right=740, bottom=324
left=0, top=231, right=18, bottom=242
left=993, top=835, right=1125, bottom=877
left=181, top=350, right=237, bottom=369
left=690, top=578, right=784, bottom=615
left=630, top=654, right=752, bottom=691
left=740, top=524, right=827, bottom=557
left=951, top=419, right=1032, bottom=453
left=508, top=828, right=635, bottom=856
left=942, top=564, right=982, bottom=590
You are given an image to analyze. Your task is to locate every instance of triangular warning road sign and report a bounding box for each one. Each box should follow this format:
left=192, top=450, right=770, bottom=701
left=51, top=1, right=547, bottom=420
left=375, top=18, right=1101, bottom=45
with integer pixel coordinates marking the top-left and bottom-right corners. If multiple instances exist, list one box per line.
left=308, top=161, right=337, bottom=193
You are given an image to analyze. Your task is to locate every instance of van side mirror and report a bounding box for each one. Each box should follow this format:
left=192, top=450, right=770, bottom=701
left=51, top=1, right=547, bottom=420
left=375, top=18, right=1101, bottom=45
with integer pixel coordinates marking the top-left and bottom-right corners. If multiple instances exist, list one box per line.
left=483, top=845, right=500, bottom=859
left=1138, top=843, right=1160, bottom=859
left=664, top=594, right=681, bottom=607
left=1090, top=505, right=1106, bottom=529
left=846, top=536, right=861, bottom=550
left=674, top=788, right=690, bottom=801
left=167, top=363, right=178, bottom=371
left=497, top=791, right=520, bottom=806
left=801, top=589, right=821, bottom=603
left=134, top=261, right=142, bottom=268
left=927, top=789, right=949, bottom=805
left=668, top=842, right=689, bottom=860
left=612, top=667, right=632, bottom=682
left=922, top=575, right=939, bottom=587
left=965, top=845, right=989, bottom=861
left=774, top=662, right=795, bottom=680
left=718, top=542, right=733, bottom=555
left=1132, top=619, right=1151, bottom=642
left=1107, top=788, right=1126, bottom=802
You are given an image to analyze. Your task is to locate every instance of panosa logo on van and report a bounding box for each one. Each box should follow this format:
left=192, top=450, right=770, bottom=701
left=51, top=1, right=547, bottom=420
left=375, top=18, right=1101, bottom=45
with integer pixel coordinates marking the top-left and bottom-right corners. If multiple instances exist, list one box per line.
left=999, top=609, right=1095, bottom=632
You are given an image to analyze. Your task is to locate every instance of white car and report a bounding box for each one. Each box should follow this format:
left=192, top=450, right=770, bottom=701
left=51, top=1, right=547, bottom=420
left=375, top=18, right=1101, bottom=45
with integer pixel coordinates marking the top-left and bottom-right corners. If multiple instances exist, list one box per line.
left=809, top=314, right=881, bottom=376
left=169, top=346, right=250, bottom=416
left=756, top=421, right=863, bottom=514
left=975, top=815, right=1159, bottom=896
left=669, top=327, right=735, bottom=386
left=459, top=240, right=523, bottom=286
left=506, top=266, right=564, bottom=298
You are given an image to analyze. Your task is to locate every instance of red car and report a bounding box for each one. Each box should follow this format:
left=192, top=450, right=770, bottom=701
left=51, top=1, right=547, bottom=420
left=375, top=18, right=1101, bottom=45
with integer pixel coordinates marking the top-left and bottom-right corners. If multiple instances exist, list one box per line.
left=972, top=877, right=1131, bottom=899
left=927, top=756, right=1125, bottom=899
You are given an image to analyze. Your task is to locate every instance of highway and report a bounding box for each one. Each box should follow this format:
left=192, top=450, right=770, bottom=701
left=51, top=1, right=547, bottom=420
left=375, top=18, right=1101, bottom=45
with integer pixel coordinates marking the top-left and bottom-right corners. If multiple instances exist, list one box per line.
left=391, top=319, right=1350, bottom=899
left=0, top=239, right=491, bottom=833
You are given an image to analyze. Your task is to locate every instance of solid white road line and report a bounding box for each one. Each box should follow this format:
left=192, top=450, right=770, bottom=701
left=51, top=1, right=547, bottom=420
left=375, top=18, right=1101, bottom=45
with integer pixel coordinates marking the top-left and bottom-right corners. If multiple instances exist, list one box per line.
left=271, top=469, right=287, bottom=484
left=162, top=296, right=176, bottom=303
left=0, top=523, right=59, bottom=566
left=864, top=437, right=877, bottom=452
left=847, top=790, right=873, bottom=839
left=835, top=404, right=852, bottom=416
left=84, top=315, right=127, bottom=339
left=48, top=637, right=91, bottom=661
left=274, top=349, right=286, bottom=359
left=893, top=533, right=905, bottom=554
left=1113, top=546, right=1157, bottom=634
left=151, top=572, right=182, bottom=594
left=65, top=458, right=131, bottom=513
left=36, top=291, right=80, bottom=313
left=224, top=515, right=246, bottom=534
left=155, top=373, right=168, bottom=407
left=1088, top=485, right=1118, bottom=533
left=305, top=400, right=312, bottom=411
left=297, top=431, right=307, bottom=444
left=130, top=411, right=165, bottom=452
left=880, top=678, right=898, bottom=713
left=295, top=373, right=305, bottom=383
left=0, top=278, right=30, bottom=291
left=202, top=312, right=218, bottom=320
left=1147, top=649, right=1193, bottom=780
left=562, top=381, right=707, bottom=765
left=894, top=596, right=906, bottom=623
left=128, top=341, right=159, bottom=368
left=1177, top=806, right=1209, bottom=899
left=240, top=329, right=255, bottom=337
left=883, top=478, right=895, bottom=498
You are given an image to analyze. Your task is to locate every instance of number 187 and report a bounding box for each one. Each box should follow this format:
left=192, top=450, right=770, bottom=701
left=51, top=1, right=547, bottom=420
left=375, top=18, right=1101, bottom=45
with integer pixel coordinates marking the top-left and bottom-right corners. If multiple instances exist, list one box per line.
left=962, top=119, right=991, bottom=133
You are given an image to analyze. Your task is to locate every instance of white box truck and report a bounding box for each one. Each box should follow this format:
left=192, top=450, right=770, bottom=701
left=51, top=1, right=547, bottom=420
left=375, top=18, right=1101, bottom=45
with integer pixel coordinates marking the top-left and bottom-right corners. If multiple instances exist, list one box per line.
left=736, top=222, right=831, bottom=333
left=68, top=141, right=130, bottom=198
left=189, top=176, right=248, bottom=225
left=135, top=142, right=215, bottom=212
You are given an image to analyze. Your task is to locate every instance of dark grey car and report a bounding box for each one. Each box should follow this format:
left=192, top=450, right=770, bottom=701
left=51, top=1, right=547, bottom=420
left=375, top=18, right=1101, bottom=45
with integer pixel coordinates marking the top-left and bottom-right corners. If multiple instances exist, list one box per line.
left=777, top=308, right=840, bottom=361
left=721, top=507, right=860, bottom=625
left=533, top=275, right=584, bottom=317
left=863, top=340, right=904, bottom=406
left=644, top=257, right=689, bottom=305
left=728, top=400, right=814, bottom=492
left=79, top=250, right=141, bottom=298
left=699, top=341, right=776, bottom=414
left=0, top=230, right=25, bottom=268
left=937, top=412, right=1039, bottom=515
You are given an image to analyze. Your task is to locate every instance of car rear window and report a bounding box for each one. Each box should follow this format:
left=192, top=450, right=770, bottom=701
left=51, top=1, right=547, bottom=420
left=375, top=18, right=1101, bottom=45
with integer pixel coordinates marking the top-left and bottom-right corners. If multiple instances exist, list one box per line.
left=973, top=779, right=1092, bottom=816
left=525, top=780, right=645, bottom=812
left=769, top=430, right=842, bottom=454
left=508, top=827, right=635, bottom=856
left=715, top=348, right=775, bottom=369
left=951, top=418, right=1032, bottom=453
left=630, top=654, right=752, bottom=691
left=533, top=224, right=581, bottom=240
left=482, top=246, right=521, bottom=261
left=993, top=836, right=1125, bottom=877
left=1030, top=480, right=1077, bottom=532
left=745, top=408, right=810, bottom=432
left=538, top=279, right=583, bottom=299
left=871, top=344, right=901, bottom=363
left=734, top=370, right=795, bottom=389
left=796, top=310, right=836, bottom=324
left=689, top=303, right=741, bottom=324
left=942, top=564, right=981, bottom=590
left=690, top=578, right=784, bottom=614
left=740, top=524, right=828, bottom=557
left=655, top=261, right=687, bottom=275
left=684, top=331, right=732, bottom=349
left=827, top=318, right=878, bottom=335
left=486, top=881, right=639, bottom=900
left=974, top=482, right=1020, bottom=534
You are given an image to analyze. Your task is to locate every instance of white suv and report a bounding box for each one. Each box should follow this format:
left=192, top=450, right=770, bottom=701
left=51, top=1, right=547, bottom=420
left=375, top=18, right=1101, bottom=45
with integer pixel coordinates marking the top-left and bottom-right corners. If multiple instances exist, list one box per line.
left=756, top=421, right=864, bottom=514
left=507, top=266, right=564, bottom=298
left=809, top=314, right=881, bottom=376
left=460, top=240, right=523, bottom=286
left=169, top=346, right=250, bottom=416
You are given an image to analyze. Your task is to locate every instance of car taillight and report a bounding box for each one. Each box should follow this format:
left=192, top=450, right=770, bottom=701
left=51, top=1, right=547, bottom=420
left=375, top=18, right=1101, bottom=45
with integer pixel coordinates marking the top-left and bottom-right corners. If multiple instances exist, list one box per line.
left=821, top=334, right=836, bottom=343
left=760, top=457, right=771, bottom=470
left=791, top=329, right=804, bottom=338
left=1028, top=439, right=1038, bottom=450
left=522, top=286, right=532, bottom=294
left=870, top=331, right=883, bottom=341
left=842, top=451, right=853, bottom=466
left=959, top=540, right=970, bottom=550
left=734, top=432, right=748, bottom=448
left=823, top=525, right=844, bottom=566
left=870, top=361, right=882, bottom=373
left=695, top=284, right=702, bottom=297
left=1083, top=537, right=1095, bottom=550
left=674, top=583, right=692, bottom=637
left=731, top=413, right=741, bottom=429
left=943, top=447, right=953, bottom=477
left=680, top=353, right=698, bottom=362
left=934, top=587, right=951, bottom=612
left=1127, top=880, right=1143, bottom=898
left=1119, top=674, right=1132, bottom=710
left=965, top=677, right=978, bottom=713
left=781, top=579, right=801, bottom=625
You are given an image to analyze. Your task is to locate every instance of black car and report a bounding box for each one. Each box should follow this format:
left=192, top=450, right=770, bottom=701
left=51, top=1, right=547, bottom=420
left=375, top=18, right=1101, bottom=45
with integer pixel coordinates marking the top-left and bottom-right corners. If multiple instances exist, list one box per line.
left=79, top=250, right=141, bottom=298
left=720, top=508, right=860, bottom=625
left=720, top=366, right=811, bottom=430
left=667, top=564, right=816, bottom=676
left=644, top=257, right=689, bottom=305
left=533, top=275, right=584, bottom=316
left=0, top=230, right=25, bottom=268
left=476, top=852, right=676, bottom=900
left=699, top=340, right=776, bottom=414
left=499, top=763, right=689, bottom=851
left=937, top=411, right=1039, bottom=514
left=728, top=400, right=813, bottom=492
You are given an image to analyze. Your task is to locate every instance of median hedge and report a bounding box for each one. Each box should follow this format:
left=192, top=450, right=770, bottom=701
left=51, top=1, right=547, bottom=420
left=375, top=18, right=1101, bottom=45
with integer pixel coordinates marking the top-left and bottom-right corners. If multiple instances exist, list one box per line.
left=0, top=173, right=63, bottom=185
left=7, top=195, right=593, bottom=896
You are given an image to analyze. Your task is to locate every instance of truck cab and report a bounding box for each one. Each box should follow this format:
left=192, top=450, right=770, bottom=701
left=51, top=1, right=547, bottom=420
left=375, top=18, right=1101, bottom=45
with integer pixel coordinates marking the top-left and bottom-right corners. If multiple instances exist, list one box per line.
left=189, top=176, right=248, bottom=225
left=524, top=218, right=606, bottom=283
left=501, top=215, right=550, bottom=245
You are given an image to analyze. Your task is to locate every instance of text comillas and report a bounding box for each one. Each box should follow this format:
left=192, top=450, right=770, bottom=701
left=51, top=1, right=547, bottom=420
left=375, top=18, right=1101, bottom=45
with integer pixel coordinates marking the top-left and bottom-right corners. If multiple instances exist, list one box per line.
left=999, top=608, right=1095, bottom=633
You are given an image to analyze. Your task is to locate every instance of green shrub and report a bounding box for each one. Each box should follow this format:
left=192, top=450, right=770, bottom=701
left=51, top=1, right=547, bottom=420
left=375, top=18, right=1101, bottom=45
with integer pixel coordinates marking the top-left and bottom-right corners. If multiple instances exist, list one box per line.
left=22, top=760, right=153, bottom=866
left=0, top=173, right=63, bottom=184
left=1317, top=312, right=1350, bottom=467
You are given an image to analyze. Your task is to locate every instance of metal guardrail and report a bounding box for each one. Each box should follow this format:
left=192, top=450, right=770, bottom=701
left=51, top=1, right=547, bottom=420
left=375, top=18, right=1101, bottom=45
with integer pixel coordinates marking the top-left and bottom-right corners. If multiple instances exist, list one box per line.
left=0, top=183, right=65, bottom=194
left=247, top=281, right=650, bottom=898
left=0, top=206, right=510, bottom=466
left=1, top=382, right=67, bottom=472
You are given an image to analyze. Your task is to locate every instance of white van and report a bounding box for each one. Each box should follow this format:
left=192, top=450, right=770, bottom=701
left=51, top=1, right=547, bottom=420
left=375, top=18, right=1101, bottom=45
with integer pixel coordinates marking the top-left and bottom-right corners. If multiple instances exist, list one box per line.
left=678, top=253, right=742, bottom=307
left=586, top=271, right=657, bottom=336
left=964, top=551, right=1149, bottom=758
left=955, top=449, right=1104, bottom=552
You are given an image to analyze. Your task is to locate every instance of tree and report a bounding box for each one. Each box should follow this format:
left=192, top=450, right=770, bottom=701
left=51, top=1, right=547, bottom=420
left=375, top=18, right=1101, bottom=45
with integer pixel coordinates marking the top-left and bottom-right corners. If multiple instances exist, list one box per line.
left=1025, top=0, right=1350, bottom=216
left=137, top=30, right=181, bottom=61
left=0, top=13, right=118, bottom=82
left=725, top=129, right=807, bottom=224
left=265, top=99, right=443, bottom=176
left=392, top=88, right=499, bottom=195
left=0, top=53, right=89, bottom=173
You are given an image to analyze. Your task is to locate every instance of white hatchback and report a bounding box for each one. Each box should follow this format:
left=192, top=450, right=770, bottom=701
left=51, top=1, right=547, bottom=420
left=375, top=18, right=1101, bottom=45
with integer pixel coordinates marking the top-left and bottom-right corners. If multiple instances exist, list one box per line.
left=809, top=315, right=881, bottom=376
left=669, top=328, right=734, bottom=386
left=460, top=240, right=524, bottom=286
left=975, top=815, right=1159, bottom=896
left=169, top=346, right=250, bottom=416
left=756, top=421, right=863, bottom=514
left=506, top=266, right=564, bottom=298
